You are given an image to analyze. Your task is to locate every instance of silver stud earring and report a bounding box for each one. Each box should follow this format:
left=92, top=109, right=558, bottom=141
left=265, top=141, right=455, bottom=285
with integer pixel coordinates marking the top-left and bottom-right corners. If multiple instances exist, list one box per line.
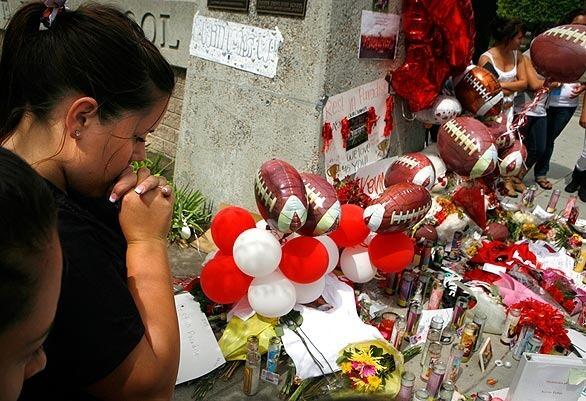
left=74, top=129, right=81, bottom=138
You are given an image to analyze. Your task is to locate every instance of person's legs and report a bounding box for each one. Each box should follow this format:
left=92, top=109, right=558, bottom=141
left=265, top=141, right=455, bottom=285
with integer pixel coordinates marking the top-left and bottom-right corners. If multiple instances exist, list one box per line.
left=523, top=116, right=538, bottom=172
left=543, top=106, right=577, bottom=176
left=530, top=116, right=549, bottom=186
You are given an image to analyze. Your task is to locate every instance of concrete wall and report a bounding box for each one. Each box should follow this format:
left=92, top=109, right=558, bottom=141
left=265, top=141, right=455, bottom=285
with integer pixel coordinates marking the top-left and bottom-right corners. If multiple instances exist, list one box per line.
left=174, top=0, right=425, bottom=210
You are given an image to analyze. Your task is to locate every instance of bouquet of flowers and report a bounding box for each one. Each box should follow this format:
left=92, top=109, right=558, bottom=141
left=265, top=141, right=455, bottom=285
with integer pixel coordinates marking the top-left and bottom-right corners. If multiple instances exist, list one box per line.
left=334, top=177, right=371, bottom=209
left=510, top=299, right=571, bottom=354
left=541, top=269, right=583, bottom=315
left=336, top=340, right=403, bottom=396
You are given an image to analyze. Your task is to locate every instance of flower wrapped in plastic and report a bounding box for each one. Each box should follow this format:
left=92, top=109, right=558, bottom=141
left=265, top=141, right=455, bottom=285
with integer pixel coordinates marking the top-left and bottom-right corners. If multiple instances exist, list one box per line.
left=336, top=340, right=404, bottom=397
left=510, top=299, right=571, bottom=354
left=541, top=269, right=585, bottom=315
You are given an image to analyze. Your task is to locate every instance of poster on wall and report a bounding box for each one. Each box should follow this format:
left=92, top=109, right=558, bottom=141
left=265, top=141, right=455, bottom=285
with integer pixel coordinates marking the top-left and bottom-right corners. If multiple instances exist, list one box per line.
left=359, top=11, right=400, bottom=60
left=323, top=78, right=393, bottom=184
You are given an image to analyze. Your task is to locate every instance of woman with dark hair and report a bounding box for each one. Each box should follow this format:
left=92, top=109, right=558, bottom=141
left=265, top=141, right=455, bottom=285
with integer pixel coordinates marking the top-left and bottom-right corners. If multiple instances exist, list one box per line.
left=0, top=148, right=61, bottom=401
left=1, top=1, right=180, bottom=400
left=479, top=16, right=528, bottom=195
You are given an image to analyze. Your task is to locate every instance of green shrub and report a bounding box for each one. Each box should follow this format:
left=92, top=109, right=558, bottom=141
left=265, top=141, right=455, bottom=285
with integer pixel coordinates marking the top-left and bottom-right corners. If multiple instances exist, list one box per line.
left=497, top=0, right=582, bottom=29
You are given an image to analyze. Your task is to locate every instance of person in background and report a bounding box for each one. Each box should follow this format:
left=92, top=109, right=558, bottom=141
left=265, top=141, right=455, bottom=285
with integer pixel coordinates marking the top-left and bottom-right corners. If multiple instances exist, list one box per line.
left=554, top=8, right=586, bottom=196
left=0, top=148, right=62, bottom=401
left=514, top=51, right=553, bottom=191
left=479, top=16, right=528, bottom=195
left=0, top=1, right=180, bottom=400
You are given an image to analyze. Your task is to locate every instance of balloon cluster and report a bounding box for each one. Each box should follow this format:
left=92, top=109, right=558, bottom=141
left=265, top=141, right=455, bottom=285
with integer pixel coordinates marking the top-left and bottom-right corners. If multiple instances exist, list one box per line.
left=392, top=0, right=475, bottom=113
left=200, top=159, right=424, bottom=318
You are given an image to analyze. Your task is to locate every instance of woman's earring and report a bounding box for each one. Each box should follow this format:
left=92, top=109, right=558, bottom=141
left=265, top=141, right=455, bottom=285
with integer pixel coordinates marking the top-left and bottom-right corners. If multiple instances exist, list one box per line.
left=74, top=129, right=81, bottom=138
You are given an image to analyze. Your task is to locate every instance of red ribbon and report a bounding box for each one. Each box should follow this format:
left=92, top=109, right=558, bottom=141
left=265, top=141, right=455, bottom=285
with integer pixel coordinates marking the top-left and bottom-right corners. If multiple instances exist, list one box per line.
left=341, top=118, right=350, bottom=149
left=384, top=96, right=394, bottom=137
left=366, top=107, right=377, bottom=136
left=322, top=122, right=333, bottom=152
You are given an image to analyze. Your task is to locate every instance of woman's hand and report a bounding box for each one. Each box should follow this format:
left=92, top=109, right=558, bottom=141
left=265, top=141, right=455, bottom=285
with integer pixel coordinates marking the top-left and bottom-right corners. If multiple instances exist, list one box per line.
left=571, top=83, right=586, bottom=98
left=118, top=177, right=174, bottom=244
left=108, top=166, right=173, bottom=202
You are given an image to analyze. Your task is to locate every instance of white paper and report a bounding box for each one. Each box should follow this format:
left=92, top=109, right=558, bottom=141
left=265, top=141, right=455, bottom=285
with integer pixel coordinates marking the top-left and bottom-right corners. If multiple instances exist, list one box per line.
left=354, top=157, right=396, bottom=199
left=483, top=263, right=507, bottom=275
left=358, top=11, right=400, bottom=60
left=227, top=296, right=255, bottom=322
left=568, top=329, right=586, bottom=358
left=412, top=308, right=453, bottom=345
left=190, top=14, right=283, bottom=78
left=323, top=79, right=391, bottom=183
left=281, top=274, right=383, bottom=379
left=175, top=293, right=226, bottom=384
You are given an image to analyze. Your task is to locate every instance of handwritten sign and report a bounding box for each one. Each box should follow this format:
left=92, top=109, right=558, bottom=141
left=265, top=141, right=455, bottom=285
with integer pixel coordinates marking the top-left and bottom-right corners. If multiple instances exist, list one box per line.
left=175, top=293, right=225, bottom=384
left=189, top=14, right=284, bottom=78
left=324, top=79, right=392, bottom=183
left=354, top=157, right=395, bottom=199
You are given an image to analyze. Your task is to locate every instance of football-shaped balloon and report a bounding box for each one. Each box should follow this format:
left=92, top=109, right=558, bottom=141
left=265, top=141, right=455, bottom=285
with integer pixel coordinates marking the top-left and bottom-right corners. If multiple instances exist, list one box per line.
left=438, top=117, right=498, bottom=179
left=414, top=224, right=438, bottom=242
left=530, top=24, right=586, bottom=83
left=298, top=173, right=341, bottom=236
left=499, top=140, right=527, bottom=177
left=454, top=65, right=504, bottom=117
left=384, top=152, right=436, bottom=191
left=413, top=95, right=463, bottom=125
left=485, top=115, right=515, bottom=150
left=255, top=159, right=308, bottom=233
left=484, top=222, right=509, bottom=242
left=363, top=183, right=432, bottom=233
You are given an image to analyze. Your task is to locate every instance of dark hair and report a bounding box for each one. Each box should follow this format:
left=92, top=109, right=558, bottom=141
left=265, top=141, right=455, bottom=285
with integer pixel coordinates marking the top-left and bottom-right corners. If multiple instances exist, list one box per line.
left=0, top=1, right=175, bottom=142
left=490, top=16, right=526, bottom=45
left=0, top=148, right=58, bottom=331
left=562, top=8, right=586, bottom=25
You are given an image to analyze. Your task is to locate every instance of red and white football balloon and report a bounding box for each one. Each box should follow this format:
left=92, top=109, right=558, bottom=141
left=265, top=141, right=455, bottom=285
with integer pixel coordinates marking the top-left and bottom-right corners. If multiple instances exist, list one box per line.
left=499, top=140, right=527, bottom=177
left=298, top=173, right=341, bottom=237
left=384, top=152, right=436, bottom=191
left=363, top=183, right=432, bottom=233
left=438, top=117, right=498, bottom=179
left=255, top=159, right=308, bottom=234
left=485, top=114, right=515, bottom=150
left=530, top=24, right=586, bottom=83
left=413, top=95, right=462, bottom=125
left=454, top=65, right=504, bottom=118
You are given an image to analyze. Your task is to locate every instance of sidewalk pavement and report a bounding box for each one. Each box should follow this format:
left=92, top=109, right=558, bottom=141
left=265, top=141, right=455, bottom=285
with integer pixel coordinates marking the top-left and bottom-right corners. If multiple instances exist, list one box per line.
left=520, top=114, right=585, bottom=210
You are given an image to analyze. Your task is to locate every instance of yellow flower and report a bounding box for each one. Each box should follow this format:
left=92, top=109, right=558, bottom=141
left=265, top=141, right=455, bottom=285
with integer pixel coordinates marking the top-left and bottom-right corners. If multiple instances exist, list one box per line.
left=348, top=348, right=384, bottom=372
left=367, top=375, right=382, bottom=391
left=340, top=362, right=352, bottom=374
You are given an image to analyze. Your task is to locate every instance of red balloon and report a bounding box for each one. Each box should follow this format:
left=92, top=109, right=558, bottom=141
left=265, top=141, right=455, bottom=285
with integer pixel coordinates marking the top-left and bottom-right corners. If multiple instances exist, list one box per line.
left=200, top=255, right=253, bottom=304
left=368, top=232, right=414, bottom=273
left=280, top=237, right=328, bottom=284
left=211, top=207, right=256, bottom=254
left=328, top=204, right=370, bottom=248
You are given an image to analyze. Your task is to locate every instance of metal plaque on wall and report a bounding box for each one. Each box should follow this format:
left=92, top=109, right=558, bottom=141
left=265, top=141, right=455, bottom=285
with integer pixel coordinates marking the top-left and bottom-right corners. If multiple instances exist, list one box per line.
left=207, top=0, right=249, bottom=12
left=256, top=0, right=307, bottom=18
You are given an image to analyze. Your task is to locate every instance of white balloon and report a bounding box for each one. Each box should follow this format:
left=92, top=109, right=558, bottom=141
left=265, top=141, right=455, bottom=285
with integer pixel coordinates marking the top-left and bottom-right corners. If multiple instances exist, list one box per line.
left=233, top=228, right=282, bottom=277
left=294, top=276, right=326, bottom=304
left=340, top=245, right=377, bottom=283
left=255, top=219, right=285, bottom=241
left=202, top=250, right=218, bottom=266
left=414, top=95, right=462, bottom=125
left=315, top=236, right=339, bottom=274
left=248, top=270, right=297, bottom=318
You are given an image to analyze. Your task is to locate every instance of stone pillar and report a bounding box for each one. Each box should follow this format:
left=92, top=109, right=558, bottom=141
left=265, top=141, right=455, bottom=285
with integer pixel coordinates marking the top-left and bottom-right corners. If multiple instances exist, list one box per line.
left=174, top=0, right=425, bottom=210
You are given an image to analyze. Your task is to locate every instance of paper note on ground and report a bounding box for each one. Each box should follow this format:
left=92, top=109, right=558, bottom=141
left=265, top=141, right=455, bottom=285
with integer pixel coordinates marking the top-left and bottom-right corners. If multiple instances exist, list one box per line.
left=175, top=293, right=225, bottom=384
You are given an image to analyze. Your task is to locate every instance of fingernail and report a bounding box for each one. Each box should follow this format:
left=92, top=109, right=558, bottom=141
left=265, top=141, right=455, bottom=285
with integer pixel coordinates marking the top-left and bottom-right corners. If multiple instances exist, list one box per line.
left=109, top=193, right=118, bottom=203
left=135, top=186, right=144, bottom=194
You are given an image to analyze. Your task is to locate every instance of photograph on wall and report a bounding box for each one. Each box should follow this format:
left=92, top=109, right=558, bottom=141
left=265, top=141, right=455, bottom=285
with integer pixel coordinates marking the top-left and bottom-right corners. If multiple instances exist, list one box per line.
left=358, top=10, right=400, bottom=60
left=323, top=78, right=393, bottom=184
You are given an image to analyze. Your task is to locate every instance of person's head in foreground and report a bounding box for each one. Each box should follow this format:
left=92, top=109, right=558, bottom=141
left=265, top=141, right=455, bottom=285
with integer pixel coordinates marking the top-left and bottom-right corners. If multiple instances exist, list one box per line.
left=490, top=16, right=526, bottom=51
left=0, top=148, right=61, bottom=401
